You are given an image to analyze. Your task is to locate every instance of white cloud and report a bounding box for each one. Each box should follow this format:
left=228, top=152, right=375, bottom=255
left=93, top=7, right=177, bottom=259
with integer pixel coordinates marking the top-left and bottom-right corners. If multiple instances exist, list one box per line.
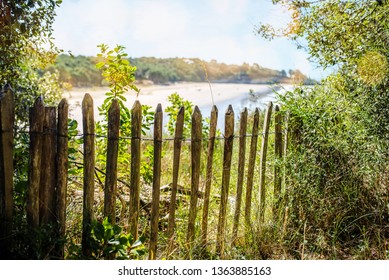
left=290, top=50, right=313, bottom=75
left=130, top=1, right=189, bottom=43
left=52, top=0, right=324, bottom=79
left=261, top=3, right=291, bottom=30
left=208, top=0, right=249, bottom=18
left=53, top=0, right=131, bottom=54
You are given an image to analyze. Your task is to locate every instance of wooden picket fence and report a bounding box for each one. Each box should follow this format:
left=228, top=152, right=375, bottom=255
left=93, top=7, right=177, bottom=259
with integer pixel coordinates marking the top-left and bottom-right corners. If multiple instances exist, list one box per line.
left=0, top=88, right=288, bottom=259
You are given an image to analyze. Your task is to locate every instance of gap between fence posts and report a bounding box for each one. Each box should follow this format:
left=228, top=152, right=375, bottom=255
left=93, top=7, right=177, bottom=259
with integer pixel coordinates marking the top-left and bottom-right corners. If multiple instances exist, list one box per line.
left=245, top=108, right=260, bottom=238
left=216, top=105, right=234, bottom=258
left=129, top=100, right=142, bottom=240
left=259, top=101, right=273, bottom=225
left=149, top=104, right=163, bottom=260
left=167, top=106, right=185, bottom=258
left=104, top=99, right=120, bottom=224
left=187, top=106, right=202, bottom=252
left=56, top=98, right=68, bottom=259
left=82, top=93, right=95, bottom=258
left=232, top=107, right=248, bottom=245
left=201, top=105, right=218, bottom=249
left=0, top=86, right=14, bottom=259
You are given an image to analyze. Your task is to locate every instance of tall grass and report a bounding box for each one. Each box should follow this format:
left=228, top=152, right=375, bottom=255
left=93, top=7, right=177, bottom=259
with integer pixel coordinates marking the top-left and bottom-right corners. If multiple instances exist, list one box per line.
left=64, top=81, right=388, bottom=260
left=277, top=83, right=388, bottom=260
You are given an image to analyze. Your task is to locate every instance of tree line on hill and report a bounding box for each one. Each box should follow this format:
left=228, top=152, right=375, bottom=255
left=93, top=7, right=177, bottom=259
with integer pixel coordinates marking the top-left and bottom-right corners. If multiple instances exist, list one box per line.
left=44, top=54, right=316, bottom=88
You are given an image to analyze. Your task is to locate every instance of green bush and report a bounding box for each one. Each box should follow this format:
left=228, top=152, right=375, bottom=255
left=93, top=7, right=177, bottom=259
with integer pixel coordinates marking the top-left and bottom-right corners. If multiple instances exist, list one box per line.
left=67, top=218, right=146, bottom=260
left=277, top=77, right=388, bottom=259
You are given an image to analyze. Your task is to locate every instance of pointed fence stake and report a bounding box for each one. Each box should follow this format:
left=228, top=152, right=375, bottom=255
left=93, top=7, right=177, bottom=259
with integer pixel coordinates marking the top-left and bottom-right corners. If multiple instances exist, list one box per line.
left=0, top=86, right=14, bottom=258
left=201, top=105, right=218, bottom=249
left=167, top=106, right=185, bottom=257
left=216, top=105, right=234, bottom=258
left=27, top=97, right=45, bottom=229
left=104, top=99, right=120, bottom=224
left=232, top=107, right=248, bottom=245
left=129, top=100, right=142, bottom=240
left=82, top=93, right=95, bottom=258
left=149, top=104, right=163, bottom=260
left=186, top=106, right=202, bottom=250
left=245, top=108, right=260, bottom=236
left=259, top=102, right=273, bottom=224
left=56, top=98, right=68, bottom=259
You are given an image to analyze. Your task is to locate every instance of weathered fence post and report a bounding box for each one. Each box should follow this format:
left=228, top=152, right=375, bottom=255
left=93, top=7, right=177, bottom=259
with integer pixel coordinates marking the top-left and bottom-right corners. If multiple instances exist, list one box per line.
left=201, top=105, right=218, bottom=248
left=232, top=107, right=248, bottom=245
left=40, top=107, right=57, bottom=225
left=273, top=105, right=283, bottom=214
left=149, top=104, right=163, bottom=260
left=281, top=112, right=291, bottom=238
left=187, top=106, right=202, bottom=250
left=82, top=93, right=95, bottom=258
left=259, top=101, right=273, bottom=224
left=129, top=100, right=142, bottom=240
left=283, top=112, right=290, bottom=188
left=104, top=99, right=120, bottom=224
left=244, top=108, right=260, bottom=235
left=56, top=98, right=68, bottom=259
left=0, top=86, right=14, bottom=258
left=167, top=106, right=185, bottom=257
left=216, top=105, right=234, bottom=258
left=27, top=97, right=44, bottom=229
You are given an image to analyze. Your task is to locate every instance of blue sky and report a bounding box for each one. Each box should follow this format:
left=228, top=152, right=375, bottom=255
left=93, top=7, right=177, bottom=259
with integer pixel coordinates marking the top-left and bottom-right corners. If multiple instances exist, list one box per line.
left=53, top=0, right=327, bottom=80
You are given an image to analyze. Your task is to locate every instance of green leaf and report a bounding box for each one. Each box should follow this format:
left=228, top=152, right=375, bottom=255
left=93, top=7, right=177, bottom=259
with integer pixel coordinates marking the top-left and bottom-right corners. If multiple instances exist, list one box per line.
left=104, top=228, right=114, bottom=240
left=132, top=237, right=144, bottom=248
left=117, top=94, right=127, bottom=102
left=119, top=236, right=128, bottom=245
left=108, top=239, right=120, bottom=246
left=113, top=224, right=122, bottom=235
left=93, top=223, right=105, bottom=241
left=96, top=62, right=105, bottom=69
left=127, top=233, right=134, bottom=245
left=15, top=180, right=28, bottom=193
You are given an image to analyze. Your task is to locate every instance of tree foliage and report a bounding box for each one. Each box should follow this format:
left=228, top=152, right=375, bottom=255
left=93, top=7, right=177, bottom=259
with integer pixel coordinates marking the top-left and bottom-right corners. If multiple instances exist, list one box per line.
left=1, top=0, right=66, bottom=260
left=0, top=0, right=62, bottom=85
left=259, top=0, right=389, bottom=76
left=257, top=0, right=389, bottom=259
left=0, top=0, right=63, bottom=128
left=1, top=1, right=63, bottom=189
left=46, top=54, right=103, bottom=87
left=46, top=55, right=314, bottom=87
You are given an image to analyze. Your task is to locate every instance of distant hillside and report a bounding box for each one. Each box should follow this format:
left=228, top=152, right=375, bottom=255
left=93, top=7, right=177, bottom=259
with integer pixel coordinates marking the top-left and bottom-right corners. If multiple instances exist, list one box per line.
left=45, top=54, right=316, bottom=87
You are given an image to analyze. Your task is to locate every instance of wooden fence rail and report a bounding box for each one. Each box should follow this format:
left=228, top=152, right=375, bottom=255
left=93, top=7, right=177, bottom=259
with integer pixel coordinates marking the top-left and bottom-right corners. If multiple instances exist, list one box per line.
left=0, top=89, right=289, bottom=260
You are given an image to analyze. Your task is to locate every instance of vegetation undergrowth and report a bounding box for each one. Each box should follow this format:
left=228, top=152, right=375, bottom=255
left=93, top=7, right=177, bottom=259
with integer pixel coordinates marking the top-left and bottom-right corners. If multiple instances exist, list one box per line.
left=3, top=0, right=389, bottom=260
left=276, top=81, right=388, bottom=259
left=254, top=0, right=389, bottom=260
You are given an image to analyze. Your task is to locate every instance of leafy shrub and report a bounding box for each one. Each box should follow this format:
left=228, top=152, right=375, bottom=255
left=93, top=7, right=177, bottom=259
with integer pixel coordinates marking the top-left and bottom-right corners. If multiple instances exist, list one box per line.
left=165, top=92, right=212, bottom=140
left=277, top=78, right=389, bottom=259
left=68, top=218, right=146, bottom=260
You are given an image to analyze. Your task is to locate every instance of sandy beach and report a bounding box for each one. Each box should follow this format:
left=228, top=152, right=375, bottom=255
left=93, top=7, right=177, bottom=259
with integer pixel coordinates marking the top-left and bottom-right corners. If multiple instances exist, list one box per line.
left=63, top=82, right=290, bottom=125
